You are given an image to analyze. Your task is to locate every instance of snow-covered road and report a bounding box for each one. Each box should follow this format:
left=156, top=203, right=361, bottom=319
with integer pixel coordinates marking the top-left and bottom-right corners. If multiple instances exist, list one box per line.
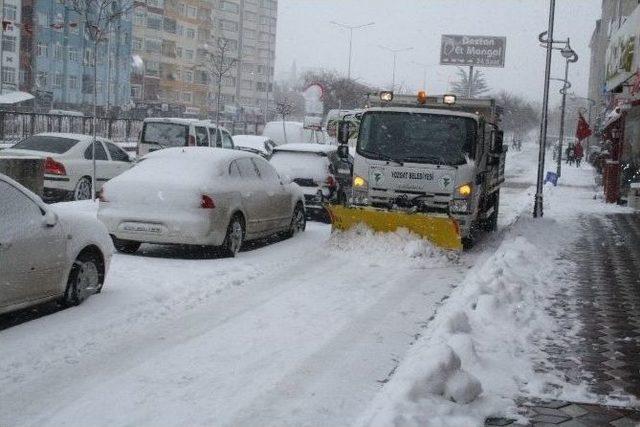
left=0, top=146, right=536, bottom=427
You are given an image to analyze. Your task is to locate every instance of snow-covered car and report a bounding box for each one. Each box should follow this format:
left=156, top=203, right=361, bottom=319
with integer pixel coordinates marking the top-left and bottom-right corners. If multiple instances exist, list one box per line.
left=0, top=173, right=113, bottom=315
left=232, top=135, right=277, bottom=158
left=269, top=143, right=352, bottom=220
left=0, top=133, right=133, bottom=202
left=263, top=121, right=327, bottom=145
left=97, top=147, right=306, bottom=257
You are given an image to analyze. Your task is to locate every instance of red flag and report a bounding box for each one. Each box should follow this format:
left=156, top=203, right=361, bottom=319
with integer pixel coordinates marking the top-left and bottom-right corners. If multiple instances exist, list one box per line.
left=576, top=112, right=592, bottom=141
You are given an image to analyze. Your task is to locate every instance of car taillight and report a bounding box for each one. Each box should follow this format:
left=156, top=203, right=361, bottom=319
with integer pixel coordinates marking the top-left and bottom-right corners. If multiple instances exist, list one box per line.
left=44, top=157, right=66, bottom=176
left=97, top=188, right=108, bottom=202
left=325, top=175, right=337, bottom=189
left=188, top=135, right=196, bottom=146
left=201, top=195, right=215, bottom=209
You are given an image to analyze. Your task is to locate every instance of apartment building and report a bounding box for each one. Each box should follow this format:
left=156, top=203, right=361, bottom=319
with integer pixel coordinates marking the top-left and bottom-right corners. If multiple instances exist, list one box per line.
left=18, top=0, right=132, bottom=111
left=1, top=0, right=22, bottom=93
left=131, top=0, right=276, bottom=121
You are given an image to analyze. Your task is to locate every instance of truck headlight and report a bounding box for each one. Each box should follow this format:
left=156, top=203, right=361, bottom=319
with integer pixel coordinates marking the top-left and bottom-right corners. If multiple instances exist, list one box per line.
left=353, top=175, right=367, bottom=188
left=456, top=183, right=472, bottom=197
left=450, top=199, right=469, bottom=213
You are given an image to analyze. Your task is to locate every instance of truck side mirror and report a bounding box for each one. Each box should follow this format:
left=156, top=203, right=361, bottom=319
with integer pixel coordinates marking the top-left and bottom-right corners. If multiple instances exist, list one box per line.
left=337, top=121, right=351, bottom=145
left=337, top=144, right=349, bottom=160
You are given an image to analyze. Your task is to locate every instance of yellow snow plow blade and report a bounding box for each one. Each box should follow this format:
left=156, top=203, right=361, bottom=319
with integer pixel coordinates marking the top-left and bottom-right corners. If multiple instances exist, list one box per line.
left=326, top=205, right=463, bottom=251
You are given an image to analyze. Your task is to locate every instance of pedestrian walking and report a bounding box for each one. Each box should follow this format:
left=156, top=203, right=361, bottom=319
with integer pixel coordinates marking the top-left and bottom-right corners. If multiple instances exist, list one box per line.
left=574, top=141, right=584, bottom=167
left=566, top=144, right=575, bottom=166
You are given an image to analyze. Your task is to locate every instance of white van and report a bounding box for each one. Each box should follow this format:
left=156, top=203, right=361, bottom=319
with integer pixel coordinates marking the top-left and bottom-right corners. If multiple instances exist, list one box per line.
left=138, top=118, right=234, bottom=156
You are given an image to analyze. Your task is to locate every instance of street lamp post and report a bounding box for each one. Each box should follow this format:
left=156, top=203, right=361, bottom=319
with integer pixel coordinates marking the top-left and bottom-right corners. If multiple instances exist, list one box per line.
left=330, top=21, right=374, bottom=80
left=379, top=45, right=413, bottom=91
left=553, top=43, right=578, bottom=179
left=533, top=0, right=557, bottom=218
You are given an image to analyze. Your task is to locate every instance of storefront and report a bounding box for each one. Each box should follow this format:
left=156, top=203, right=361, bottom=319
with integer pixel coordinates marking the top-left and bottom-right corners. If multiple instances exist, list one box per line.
left=603, top=4, right=640, bottom=203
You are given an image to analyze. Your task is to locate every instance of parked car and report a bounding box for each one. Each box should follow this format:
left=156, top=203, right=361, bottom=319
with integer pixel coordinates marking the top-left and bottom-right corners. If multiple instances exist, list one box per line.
left=269, top=143, right=352, bottom=220
left=0, top=173, right=113, bottom=315
left=0, top=133, right=133, bottom=202
left=263, top=121, right=326, bottom=145
left=97, top=147, right=306, bottom=257
left=233, top=135, right=277, bottom=158
left=138, top=118, right=234, bottom=156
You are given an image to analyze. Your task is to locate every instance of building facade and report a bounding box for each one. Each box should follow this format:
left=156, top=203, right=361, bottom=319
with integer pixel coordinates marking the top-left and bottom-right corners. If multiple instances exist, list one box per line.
left=1, top=0, right=22, bottom=93
left=131, top=0, right=276, bottom=121
left=19, top=0, right=132, bottom=112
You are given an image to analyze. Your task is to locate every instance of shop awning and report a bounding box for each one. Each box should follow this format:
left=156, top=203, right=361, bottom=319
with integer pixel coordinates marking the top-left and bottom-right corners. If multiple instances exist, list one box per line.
left=0, top=91, right=34, bottom=105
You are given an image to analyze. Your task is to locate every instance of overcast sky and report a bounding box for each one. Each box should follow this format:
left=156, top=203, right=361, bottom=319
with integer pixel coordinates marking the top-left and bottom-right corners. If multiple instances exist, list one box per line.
left=274, top=0, right=600, bottom=105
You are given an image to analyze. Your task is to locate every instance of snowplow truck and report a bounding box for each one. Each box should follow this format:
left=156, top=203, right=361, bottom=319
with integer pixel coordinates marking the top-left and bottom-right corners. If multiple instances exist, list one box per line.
left=329, top=92, right=506, bottom=251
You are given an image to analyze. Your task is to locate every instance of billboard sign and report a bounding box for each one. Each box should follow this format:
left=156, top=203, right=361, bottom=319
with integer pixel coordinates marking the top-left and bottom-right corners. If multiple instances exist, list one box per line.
left=440, top=35, right=506, bottom=68
left=606, top=6, right=639, bottom=91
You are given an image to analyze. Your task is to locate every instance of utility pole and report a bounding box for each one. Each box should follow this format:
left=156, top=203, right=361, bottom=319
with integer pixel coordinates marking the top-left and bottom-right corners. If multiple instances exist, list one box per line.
left=330, top=21, right=374, bottom=80
left=379, top=45, right=413, bottom=91
left=554, top=41, right=578, bottom=179
left=533, top=0, right=556, bottom=218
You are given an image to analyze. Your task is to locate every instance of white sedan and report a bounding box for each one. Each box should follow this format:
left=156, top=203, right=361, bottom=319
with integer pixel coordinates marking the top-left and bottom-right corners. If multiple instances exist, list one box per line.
left=97, top=147, right=306, bottom=257
left=232, top=135, right=277, bottom=158
left=0, top=133, right=133, bottom=202
left=0, top=174, right=113, bottom=315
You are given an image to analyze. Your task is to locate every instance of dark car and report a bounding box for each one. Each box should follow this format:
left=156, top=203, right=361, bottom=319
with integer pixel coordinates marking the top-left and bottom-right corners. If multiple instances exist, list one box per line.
left=269, top=143, right=352, bottom=221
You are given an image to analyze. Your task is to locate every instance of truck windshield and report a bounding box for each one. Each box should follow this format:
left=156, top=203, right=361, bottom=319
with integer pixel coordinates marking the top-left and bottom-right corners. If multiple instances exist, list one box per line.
left=142, top=122, right=188, bottom=148
left=357, top=111, right=476, bottom=165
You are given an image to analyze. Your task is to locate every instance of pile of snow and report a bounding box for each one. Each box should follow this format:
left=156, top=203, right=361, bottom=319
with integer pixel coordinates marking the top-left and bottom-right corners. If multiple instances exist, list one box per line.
left=327, top=224, right=451, bottom=269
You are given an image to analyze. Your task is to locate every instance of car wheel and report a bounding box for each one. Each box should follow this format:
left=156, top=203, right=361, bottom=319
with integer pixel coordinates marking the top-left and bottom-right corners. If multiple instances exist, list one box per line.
left=111, top=236, right=141, bottom=254
left=74, top=176, right=93, bottom=201
left=63, top=251, right=102, bottom=307
left=221, top=214, right=244, bottom=257
left=287, top=203, right=306, bottom=237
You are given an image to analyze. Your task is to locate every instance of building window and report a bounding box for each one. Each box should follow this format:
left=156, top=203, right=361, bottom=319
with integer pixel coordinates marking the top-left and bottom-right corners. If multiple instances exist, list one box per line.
left=163, top=17, right=176, bottom=34
left=181, top=92, right=192, bottom=103
left=145, top=61, right=159, bottom=77
left=36, top=11, right=47, bottom=27
left=53, top=73, right=64, bottom=88
left=245, top=11, right=257, bottom=22
left=220, top=1, right=239, bottom=13
left=1, top=35, right=16, bottom=53
left=258, top=48, right=271, bottom=59
left=184, top=70, right=193, bottom=82
left=36, top=71, right=47, bottom=88
left=83, top=48, right=93, bottom=65
left=68, top=47, right=79, bottom=62
left=133, top=37, right=143, bottom=51
left=131, top=84, right=142, bottom=99
left=2, top=66, right=15, bottom=84
left=185, top=49, right=194, bottom=61
left=243, top=45, right=255, bottom=56
left=185, top=28, right=195, bottom=39
left=134, top=10, right=145, bottom=26
left=220, top=20, right=238, bottom=31
left=3, top=4, right=17, bottom=21
left=223, top=76, right=235, bottom=87
left=256, top=65, right=264, bottom=75
left=145, top=38, right=161, bottom=54
left=176, top=46, right=182, bottom=57
left=241, top=79, right=252, bottom=89
left=244, top=29, right=256, bottom=39
left=36, top=43, right=47, bottom=57
left=54, top=43, right=63, bottom=60
left=146, top=12, right=162, bottom=30
left=147, top=0, right=163, bottom=8
left=68, top=75, right=78, bottom=89
left=186, top=5, right=197, bottom=18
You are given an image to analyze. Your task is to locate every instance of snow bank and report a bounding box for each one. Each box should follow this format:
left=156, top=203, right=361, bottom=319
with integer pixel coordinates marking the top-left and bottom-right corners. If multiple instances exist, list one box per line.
left=358, top=216, right=592, bottom=427
left=327, top=224, right=451, bottom=269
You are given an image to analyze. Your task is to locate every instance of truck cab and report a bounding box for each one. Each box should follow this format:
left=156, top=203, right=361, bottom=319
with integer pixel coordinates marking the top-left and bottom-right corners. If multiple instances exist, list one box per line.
left=343, top=92, right=506, bottom=247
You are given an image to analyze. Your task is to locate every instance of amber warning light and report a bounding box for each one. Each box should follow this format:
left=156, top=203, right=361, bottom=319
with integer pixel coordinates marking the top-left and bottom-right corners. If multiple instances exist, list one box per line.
left=417, top=91, right=428, bottom=104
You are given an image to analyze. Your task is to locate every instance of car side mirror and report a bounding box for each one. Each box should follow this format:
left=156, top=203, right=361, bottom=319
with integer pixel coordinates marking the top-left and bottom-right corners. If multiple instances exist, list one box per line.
left=337, top=121, right=351, bottom=145
left=337, top=144, right=349, bottom=161
left=43, top=210, right=58, bottom=227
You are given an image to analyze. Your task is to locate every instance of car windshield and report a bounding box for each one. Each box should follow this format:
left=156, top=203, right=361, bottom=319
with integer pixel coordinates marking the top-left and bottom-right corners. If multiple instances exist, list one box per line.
left=357, top=112, right=476, bottom=165
left=11, top=135, right=79, bottom=153
left=142, top=123, right=188, bottom=148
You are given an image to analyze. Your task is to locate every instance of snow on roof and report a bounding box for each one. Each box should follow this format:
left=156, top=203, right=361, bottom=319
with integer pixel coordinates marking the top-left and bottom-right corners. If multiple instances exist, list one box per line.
left=143, top=146, right=254, bottom=164
left=272, top=143, right=337, bottom=154
left=365, top=107, right=479, bottom=120
left=36, top=132, right=102, bottom=141
left=143, top=117, right=226, bottom=129
left=0, top=91, right=34, bottom=105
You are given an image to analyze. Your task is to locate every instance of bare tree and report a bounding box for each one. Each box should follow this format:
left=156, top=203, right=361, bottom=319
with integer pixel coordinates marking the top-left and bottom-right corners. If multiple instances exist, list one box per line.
left=275, top=97, right=296, bottom=144
left=201, top=38, right=238, bottom=131
left=494, top=90, right=539, bottom=137
left=63, top=0, right=133, bottom=199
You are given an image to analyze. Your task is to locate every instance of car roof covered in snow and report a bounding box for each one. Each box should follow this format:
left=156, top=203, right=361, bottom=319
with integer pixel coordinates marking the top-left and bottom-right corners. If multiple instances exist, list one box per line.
left=34, top=132, right=110, bottom=141
left=143, top=146, right=258, bottom=164
left=142, top=117, right=226, bottom=129
left=272, top=143, right=337, bottom=154
left=233, top=135, right=273, bottom=144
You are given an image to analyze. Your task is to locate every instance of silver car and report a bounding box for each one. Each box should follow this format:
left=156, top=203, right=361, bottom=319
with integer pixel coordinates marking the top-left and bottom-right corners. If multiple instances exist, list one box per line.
left=0, top=174, right=113, bottom=315
left=97, top=147, right=306, bottom=257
